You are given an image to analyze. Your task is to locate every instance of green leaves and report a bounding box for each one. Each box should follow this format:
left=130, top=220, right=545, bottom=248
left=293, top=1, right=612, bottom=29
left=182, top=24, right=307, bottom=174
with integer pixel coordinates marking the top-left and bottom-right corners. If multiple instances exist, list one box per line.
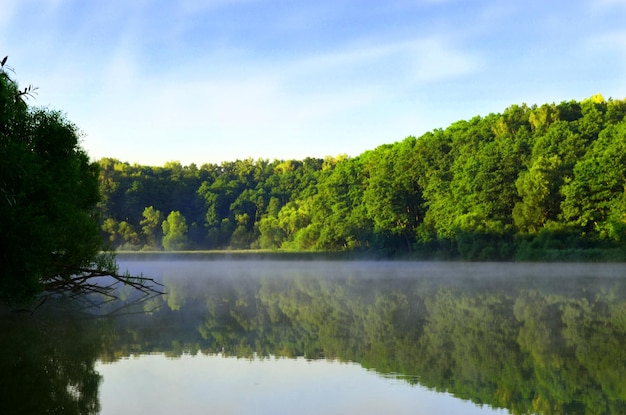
left=0, top=66, right=107, bottom=302
left=162, top=211, right=189, bottom=251
left=513, top=155, right=563, bottom=233
left=140, top=206, right=163, bottom=249
left=95, top=95, right=626, bottom=259
left=561, top=122, right=626, bottom=234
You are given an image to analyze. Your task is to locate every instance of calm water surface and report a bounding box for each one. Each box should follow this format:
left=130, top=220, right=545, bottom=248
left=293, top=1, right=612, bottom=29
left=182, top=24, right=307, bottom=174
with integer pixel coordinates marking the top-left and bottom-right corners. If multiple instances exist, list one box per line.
left=2, top=259, right=626, bottom=414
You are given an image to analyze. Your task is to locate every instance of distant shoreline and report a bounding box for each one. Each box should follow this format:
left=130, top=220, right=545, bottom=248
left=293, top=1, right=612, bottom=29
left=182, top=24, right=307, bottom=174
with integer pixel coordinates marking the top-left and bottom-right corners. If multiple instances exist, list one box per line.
left=112, top=250, right=626, bottom=262
left=113, top=250, right=372, bottom=261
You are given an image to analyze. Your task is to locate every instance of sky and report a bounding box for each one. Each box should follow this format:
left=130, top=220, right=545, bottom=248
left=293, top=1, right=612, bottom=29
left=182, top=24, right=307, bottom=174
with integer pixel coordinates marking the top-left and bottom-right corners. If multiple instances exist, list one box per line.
left=2, top=0, right=626, bottom=166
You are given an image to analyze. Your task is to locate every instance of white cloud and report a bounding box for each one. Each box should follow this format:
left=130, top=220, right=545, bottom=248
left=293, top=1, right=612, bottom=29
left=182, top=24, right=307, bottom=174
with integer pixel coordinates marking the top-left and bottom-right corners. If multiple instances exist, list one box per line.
left=72, top=25, right=484, bottom=165
left=408, top=37, right=481, bottom=82
left=77, top=62, right=387, bottom=164
left=269, top=34, right=481, bottom=109
left=16, top=0, right=615, bottom=166
left=177, top=0, right=264, bottom=14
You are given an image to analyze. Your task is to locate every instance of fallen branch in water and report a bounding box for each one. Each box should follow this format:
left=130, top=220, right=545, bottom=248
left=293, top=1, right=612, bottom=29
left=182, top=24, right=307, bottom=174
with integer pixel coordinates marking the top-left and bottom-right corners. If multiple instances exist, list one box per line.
left=44, top=268, right=164, bottom=297
left=39, top=261, right=165, bottom=313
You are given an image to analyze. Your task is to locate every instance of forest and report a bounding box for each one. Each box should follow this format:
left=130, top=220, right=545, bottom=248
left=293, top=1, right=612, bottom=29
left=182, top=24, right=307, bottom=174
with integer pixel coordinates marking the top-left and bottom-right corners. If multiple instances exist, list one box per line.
left=98, top=94, right=626, bottom=260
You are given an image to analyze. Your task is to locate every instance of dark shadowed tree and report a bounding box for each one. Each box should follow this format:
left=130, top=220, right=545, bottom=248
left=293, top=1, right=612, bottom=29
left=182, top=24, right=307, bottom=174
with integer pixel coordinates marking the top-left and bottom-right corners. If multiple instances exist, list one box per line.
left=0, top=58, right=159, bottom=304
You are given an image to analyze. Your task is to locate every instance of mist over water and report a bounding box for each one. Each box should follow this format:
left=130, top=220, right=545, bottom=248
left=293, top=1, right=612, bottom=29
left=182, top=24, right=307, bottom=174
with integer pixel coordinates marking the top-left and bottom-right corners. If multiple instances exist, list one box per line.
left=116, top=259, right=626, bottom=304
left=118, top=258, right=626, bottom=282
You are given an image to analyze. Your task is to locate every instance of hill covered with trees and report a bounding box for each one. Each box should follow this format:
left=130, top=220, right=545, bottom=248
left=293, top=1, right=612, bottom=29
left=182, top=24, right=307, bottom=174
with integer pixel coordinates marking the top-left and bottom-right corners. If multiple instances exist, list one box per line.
left=99, top=94, right=626, bottom=260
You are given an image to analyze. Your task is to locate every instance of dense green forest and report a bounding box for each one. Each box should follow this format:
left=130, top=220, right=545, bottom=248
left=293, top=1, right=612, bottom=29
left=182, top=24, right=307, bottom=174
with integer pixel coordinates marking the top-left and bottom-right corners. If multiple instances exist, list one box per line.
left=99, top=94, right=626, bottom=260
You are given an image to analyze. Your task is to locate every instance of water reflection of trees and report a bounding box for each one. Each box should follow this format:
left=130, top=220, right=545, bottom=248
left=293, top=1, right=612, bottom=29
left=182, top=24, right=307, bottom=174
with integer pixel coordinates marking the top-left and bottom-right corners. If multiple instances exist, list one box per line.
left=4, top=263, right=624, bottom=415
left=0, top=311, right=108, bottom=414
left=102, top=266, right=626, bottom=415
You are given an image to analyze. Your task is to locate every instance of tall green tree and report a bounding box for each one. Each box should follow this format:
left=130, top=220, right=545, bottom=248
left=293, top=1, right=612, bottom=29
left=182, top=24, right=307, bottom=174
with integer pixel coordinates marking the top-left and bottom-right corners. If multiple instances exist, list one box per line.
left=309, top=155, right=372, bottom=250
left=0, top=59, right=118, bottom=302
left=140, top=206, right=163, bottom=249
left=513, top=155, right=563, bottom=233
left=561, top=122, right=626, bottom=237
left=162, top=211, right=189, bottom=251
left=363, top=139, right=424, bottom=251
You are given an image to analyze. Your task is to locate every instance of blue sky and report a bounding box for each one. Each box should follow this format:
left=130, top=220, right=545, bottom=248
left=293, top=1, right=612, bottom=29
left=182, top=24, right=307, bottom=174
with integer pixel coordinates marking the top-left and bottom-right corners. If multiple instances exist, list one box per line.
left=2, top=0, right=626, bottom=166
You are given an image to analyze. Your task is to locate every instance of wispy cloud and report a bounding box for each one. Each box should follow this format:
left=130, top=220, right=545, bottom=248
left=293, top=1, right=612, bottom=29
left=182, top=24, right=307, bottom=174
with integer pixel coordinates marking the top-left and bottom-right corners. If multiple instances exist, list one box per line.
left=408, top=37, right=481, bottom=82
left=3, top=0, right=626, bottom=165
left=46, top=14, right=484, bottom=163
left=590, top=0, right=626, bottom=8
left=177, top=0, right=266, bottom=14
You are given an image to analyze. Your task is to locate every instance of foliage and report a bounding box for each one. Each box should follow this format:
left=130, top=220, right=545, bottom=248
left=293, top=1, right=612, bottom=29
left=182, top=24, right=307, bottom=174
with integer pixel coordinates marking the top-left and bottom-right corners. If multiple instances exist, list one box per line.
left=162, top=210, right=189, bottom=251
left=97, top=96, right=626, bottom=259
left=0, top=58, right=161, bottom=304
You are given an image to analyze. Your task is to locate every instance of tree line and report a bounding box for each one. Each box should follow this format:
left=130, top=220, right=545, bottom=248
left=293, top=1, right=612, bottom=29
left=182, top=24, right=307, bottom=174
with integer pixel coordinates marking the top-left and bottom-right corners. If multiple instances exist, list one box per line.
left=99, top=94, right=626, bottom=260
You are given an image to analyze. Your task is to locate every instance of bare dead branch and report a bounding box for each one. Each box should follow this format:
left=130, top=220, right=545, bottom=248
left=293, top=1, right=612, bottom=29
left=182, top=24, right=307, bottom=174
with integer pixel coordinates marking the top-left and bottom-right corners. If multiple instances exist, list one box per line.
left=40, top=263, right=165, bottom=311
